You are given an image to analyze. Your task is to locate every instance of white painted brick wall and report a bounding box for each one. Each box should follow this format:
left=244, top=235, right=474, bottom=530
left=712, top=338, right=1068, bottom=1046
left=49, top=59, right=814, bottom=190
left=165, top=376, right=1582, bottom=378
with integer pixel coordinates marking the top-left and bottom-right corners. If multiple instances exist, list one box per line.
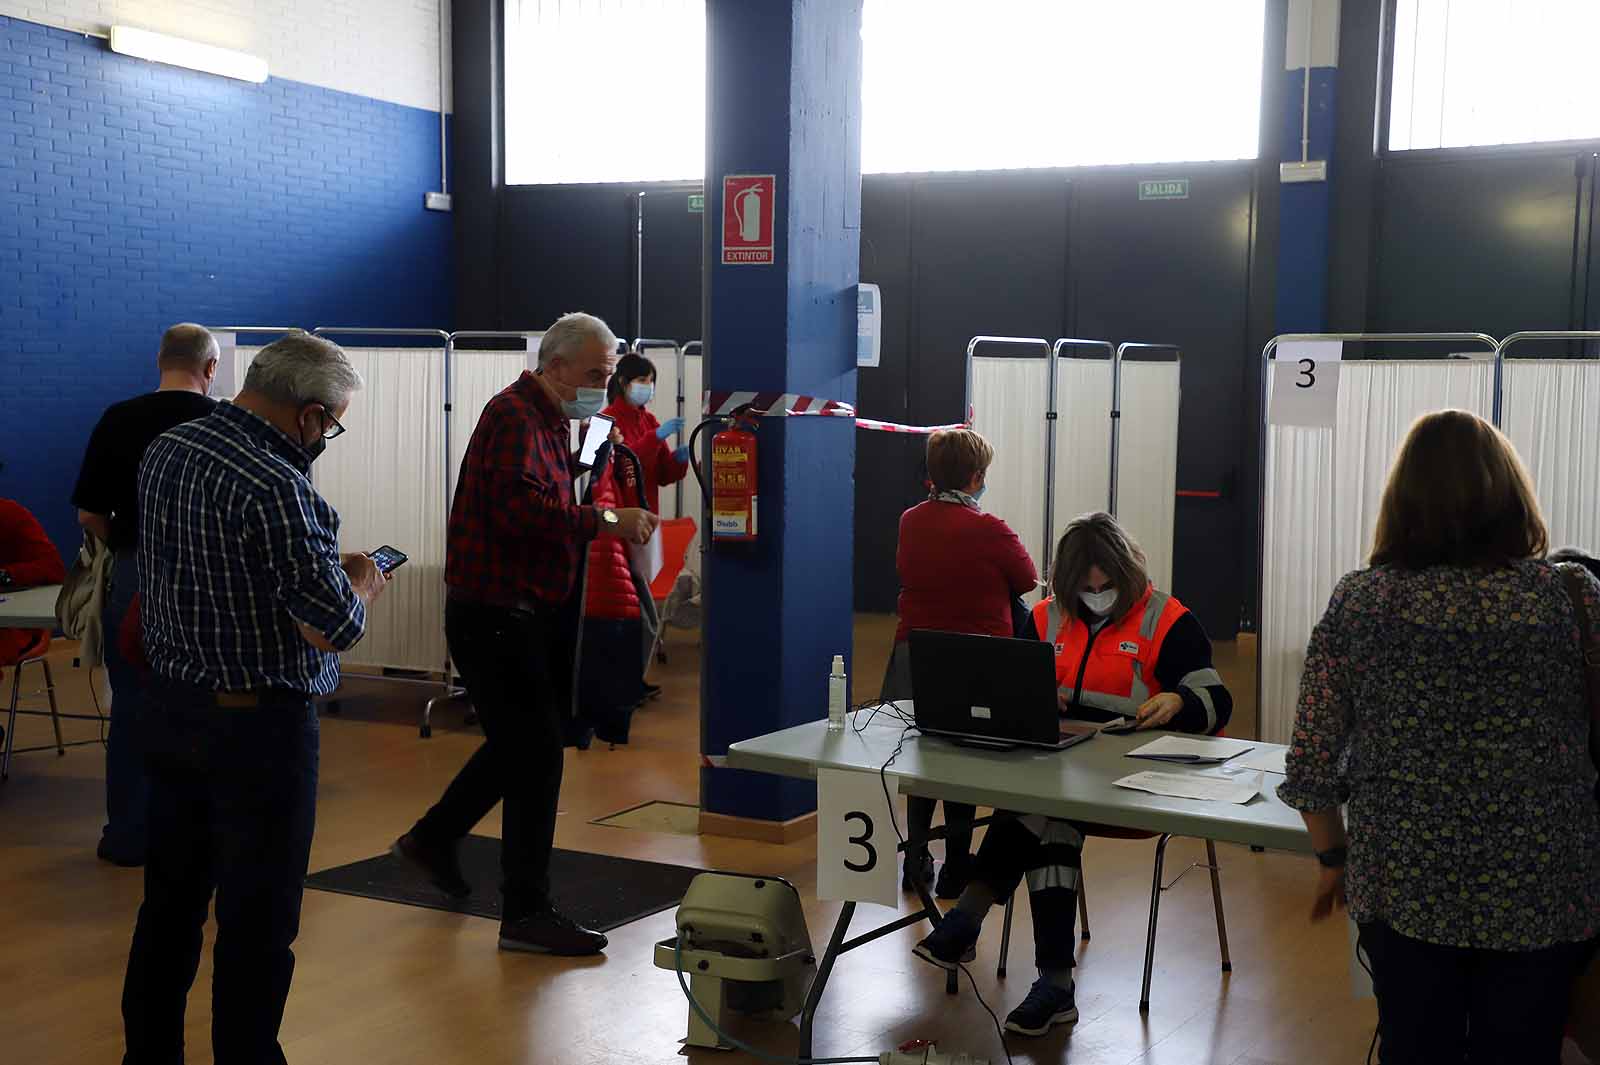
left=1, top=0, right=451, bottom=112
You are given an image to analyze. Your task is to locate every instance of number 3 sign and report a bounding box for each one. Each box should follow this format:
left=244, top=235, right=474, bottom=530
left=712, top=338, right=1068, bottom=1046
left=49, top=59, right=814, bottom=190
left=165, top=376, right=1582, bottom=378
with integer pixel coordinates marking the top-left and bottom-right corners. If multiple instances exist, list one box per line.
left=817, top=767, right=900, bottom=908
left=1270, top=340, right=1343, bottom=428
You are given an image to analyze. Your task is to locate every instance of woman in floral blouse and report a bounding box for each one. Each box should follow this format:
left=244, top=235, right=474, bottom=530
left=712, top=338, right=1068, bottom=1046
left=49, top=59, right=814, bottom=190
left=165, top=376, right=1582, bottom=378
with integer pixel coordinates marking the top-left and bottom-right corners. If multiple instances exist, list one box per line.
left=1279, top=409, right=1600, bottom=1064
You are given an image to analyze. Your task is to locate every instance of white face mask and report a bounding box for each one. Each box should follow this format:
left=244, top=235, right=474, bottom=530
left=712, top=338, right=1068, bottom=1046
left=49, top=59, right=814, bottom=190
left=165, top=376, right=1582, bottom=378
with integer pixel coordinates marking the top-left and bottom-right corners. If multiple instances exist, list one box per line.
left=1079, top=588, right=1118, bottom=617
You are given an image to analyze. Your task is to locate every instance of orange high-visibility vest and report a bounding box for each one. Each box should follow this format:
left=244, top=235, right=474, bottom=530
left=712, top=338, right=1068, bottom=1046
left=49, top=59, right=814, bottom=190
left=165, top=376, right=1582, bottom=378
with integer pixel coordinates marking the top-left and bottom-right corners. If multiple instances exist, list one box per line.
left=1032, top=585, right=1187, bottom=719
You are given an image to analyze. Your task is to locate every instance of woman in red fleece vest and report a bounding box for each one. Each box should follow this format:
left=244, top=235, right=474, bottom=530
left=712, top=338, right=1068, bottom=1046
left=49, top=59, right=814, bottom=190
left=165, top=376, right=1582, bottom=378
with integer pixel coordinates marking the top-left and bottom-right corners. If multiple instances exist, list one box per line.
left=1, top=499, right=68, bottom=730
left=600, top=352, right=689, bottom=514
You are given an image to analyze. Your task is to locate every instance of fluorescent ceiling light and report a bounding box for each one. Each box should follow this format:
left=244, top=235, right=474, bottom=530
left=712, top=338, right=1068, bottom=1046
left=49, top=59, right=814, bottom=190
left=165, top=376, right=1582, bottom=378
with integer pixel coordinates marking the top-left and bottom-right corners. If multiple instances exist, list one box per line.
left=108, top=25, right=268, bottom=84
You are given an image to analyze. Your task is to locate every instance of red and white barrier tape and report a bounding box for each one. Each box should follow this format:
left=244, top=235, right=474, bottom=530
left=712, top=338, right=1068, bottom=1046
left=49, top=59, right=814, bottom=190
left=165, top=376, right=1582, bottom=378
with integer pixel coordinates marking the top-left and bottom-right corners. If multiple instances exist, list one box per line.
left=704, top=391, right=971, bottom=435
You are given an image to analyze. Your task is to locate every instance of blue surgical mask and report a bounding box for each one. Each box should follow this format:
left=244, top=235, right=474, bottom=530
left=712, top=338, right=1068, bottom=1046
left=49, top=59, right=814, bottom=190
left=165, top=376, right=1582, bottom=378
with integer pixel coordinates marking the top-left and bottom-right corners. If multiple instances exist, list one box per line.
left=562, top=387, right=607, bottom=421
left=971, top=484, right=986, bottom=503
left=1079, top=588, right=1118, bottom=617
left=627, top=381, right=655, bottom=407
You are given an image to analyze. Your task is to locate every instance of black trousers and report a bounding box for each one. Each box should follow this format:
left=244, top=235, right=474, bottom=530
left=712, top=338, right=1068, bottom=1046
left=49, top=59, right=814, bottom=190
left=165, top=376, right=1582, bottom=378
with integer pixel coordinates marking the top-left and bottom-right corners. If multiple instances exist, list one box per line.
left=970, top=815, right=1084, bottom=972
left=414, top=599, right=566, bottom=918
left=1359, top=921, right=1595, bottom=1065
left=905, top=797, right=976, bottom=862
left=122, top=681, right=319, bottom=1065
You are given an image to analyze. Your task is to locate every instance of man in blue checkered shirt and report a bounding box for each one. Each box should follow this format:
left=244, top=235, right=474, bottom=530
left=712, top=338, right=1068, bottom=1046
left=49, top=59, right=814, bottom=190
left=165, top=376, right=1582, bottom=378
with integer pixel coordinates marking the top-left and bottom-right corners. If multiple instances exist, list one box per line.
left=122, top=333, right=389, bottom=1065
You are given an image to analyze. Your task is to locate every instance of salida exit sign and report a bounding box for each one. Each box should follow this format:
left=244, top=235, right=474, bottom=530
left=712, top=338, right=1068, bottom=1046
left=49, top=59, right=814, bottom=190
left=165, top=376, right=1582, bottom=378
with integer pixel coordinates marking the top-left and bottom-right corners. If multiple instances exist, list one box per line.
left=1138, top=179, right=1189, bottom=200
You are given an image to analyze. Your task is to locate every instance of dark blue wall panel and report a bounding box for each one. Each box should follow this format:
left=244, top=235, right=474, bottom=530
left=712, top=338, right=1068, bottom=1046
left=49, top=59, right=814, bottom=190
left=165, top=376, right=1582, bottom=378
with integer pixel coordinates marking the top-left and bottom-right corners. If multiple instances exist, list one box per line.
left=1277, top=67, right=1337, bottom=332
left=0, top=17, right=452, bottom=558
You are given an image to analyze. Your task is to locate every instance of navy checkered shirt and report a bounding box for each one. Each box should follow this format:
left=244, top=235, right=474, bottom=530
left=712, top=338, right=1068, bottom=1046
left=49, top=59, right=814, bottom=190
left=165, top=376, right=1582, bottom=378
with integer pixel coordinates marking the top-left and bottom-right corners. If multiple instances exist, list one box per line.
left=137, top=401, right=366, bottom=696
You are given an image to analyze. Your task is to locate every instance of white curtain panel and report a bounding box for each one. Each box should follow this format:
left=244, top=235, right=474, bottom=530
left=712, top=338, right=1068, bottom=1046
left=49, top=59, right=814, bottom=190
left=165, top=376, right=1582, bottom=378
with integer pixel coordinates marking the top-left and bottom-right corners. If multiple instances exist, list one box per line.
left=449, top=350, right=531, bottom=499
left=312, top=347, right=449, bottom=674
left=650, top=350, right=704, bottom=576
left=972, top=356, right=1052, bottom=574
left=219, top=345, right=263, bottom=402
left=1501, top=359, right=1600, bottom=555
left=1116, top=360, right=1181, bottom=594
left=1052, top=359, right=1114, bottom=569
left=1259, top=357, right=1496, bottom=743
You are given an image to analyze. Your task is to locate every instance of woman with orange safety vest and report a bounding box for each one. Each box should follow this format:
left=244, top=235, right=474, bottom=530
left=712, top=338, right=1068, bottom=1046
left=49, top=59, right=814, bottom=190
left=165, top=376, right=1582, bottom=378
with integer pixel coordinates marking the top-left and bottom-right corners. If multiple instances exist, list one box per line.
left=912, top=512, right=1232, bottom=1038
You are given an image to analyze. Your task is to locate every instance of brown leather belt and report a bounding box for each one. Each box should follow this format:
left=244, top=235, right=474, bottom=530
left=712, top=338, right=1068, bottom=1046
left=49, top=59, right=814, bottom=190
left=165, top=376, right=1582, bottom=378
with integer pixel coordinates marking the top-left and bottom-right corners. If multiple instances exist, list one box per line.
left=214, top=691, right=265, bottom=708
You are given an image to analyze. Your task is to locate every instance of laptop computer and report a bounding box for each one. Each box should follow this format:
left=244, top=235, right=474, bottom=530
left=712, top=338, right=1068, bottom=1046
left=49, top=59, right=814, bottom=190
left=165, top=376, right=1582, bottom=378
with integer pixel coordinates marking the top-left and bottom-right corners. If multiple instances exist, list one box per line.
left=907, top=630, right=1100, bottom=751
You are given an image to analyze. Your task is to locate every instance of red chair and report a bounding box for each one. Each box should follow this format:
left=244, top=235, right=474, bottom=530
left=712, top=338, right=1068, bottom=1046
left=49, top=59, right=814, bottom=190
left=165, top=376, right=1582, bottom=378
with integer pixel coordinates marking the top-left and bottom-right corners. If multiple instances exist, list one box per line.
left=2, top=630, right=65, bottom=782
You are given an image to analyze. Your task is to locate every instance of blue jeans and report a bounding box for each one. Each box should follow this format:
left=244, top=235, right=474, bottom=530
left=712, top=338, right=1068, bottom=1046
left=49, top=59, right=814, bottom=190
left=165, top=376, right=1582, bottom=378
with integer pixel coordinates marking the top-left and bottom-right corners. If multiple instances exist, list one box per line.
left=122, top=678, right=319, bottom=1065
left=102, top=550, right=148, bottom=861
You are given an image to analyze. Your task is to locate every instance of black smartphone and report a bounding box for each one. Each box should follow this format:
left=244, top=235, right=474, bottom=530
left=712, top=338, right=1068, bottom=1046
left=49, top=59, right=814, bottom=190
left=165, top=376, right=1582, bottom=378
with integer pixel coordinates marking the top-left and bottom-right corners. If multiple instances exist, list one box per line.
left=368, top=545, right=409, bottom=574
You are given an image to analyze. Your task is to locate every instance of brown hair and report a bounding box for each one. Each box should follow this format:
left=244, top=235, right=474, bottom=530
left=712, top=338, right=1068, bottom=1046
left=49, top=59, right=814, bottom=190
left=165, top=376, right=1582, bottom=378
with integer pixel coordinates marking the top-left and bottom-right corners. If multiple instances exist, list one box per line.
left=926, top=429, right=994, bottom=493
left=1050, top=511, right=1149, bottom=620
left=1370, top=409, right=1548, bottom=570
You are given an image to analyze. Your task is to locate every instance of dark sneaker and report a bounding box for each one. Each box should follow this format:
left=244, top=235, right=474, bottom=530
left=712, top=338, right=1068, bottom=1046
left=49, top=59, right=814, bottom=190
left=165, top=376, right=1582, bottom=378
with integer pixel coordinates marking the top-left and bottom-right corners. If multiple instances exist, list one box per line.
left=499, top=907, right=608, bottom=956
left=934, top=855, right=971, bottom=900
left=641, top=683, right=663, bottom=701
left=1004, top=977, right=1078, bottom=1037
left=902, top=852, right=935, bottom=893
left=391, top=832, right=471, bottom=899
left=96, top=837, right=145, bottom=868
left=912, top=907, right=981, bottom=971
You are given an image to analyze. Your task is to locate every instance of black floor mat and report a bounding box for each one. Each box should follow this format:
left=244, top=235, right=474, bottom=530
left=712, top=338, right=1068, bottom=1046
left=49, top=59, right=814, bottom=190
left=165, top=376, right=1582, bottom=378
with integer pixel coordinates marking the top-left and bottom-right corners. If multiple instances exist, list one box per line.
left=305, top=835, right=701, bottom=931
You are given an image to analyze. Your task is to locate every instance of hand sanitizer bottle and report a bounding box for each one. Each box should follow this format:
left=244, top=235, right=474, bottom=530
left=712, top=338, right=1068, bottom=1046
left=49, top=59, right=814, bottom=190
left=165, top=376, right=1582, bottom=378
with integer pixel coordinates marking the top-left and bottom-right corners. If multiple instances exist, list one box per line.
left=827, top=654, right=847, bottom=732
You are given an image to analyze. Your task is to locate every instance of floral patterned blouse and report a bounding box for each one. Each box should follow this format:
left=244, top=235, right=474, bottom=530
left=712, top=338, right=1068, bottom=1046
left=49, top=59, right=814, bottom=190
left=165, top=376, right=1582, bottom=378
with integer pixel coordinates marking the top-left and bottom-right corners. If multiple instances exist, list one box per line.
left=1278, top=560, right=1600, bottom=951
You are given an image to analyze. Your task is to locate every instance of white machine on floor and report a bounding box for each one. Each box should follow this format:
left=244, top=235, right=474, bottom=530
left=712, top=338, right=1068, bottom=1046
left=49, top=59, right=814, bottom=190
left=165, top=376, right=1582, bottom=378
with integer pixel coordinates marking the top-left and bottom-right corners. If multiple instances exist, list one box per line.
left=655, top=871, right=816, bottom=1050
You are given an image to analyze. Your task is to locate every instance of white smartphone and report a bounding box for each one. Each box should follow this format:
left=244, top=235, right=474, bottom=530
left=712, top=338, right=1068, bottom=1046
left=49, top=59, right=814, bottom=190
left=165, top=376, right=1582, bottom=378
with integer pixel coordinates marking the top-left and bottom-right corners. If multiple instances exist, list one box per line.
left=577, top=413, right=614, bottom=471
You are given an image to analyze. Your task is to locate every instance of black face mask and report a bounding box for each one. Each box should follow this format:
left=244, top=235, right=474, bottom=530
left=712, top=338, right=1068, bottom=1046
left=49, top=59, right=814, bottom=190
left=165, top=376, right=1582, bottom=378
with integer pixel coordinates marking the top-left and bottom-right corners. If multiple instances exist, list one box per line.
left=302, top=434, right=328, bottom=463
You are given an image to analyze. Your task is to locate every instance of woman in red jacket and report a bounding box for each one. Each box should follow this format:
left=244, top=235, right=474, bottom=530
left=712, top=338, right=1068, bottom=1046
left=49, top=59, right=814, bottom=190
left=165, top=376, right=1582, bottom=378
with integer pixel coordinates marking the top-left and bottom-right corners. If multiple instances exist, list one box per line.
left=1, top=498, right=68, bottom=749
left=888, top=430, right=1037, bottom=898
left=601, top=353, right=689, bottom=514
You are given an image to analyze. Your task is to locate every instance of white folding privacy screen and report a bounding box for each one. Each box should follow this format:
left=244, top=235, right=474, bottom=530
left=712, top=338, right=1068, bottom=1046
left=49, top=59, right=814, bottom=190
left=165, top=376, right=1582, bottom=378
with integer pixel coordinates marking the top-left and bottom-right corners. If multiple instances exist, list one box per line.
left=1255, top=331, right=1600, bottom=744
left=646, top=339, right=703, bottom=577
left=969, top=337, right=1182, bottom=592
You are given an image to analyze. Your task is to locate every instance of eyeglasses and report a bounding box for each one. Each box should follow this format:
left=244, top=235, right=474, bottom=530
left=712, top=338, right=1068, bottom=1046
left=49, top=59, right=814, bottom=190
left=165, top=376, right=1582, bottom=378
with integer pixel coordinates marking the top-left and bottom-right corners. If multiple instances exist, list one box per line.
left=311, top=403, right=346, bottom=440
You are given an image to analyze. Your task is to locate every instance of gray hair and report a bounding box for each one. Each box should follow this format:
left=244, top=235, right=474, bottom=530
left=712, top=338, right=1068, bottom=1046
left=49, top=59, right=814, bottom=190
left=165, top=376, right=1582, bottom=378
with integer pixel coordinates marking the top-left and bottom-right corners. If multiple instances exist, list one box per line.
left=242, top=333, right=363, bottom=408
left=537, top=312, right=618, bottom=369
left=158, top=322, right=219, bottom=372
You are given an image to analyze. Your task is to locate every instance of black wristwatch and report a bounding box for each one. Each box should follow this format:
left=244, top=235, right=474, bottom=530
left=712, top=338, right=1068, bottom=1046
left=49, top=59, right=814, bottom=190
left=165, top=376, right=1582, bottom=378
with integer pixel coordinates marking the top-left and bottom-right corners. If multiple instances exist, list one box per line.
left=1316, top=846, right=1348, bottom=869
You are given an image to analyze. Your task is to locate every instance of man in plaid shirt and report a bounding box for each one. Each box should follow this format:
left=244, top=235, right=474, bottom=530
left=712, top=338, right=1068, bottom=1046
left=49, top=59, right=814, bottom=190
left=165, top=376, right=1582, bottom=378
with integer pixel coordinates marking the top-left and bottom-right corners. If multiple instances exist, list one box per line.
left=395, top=312, right=657, bottom=955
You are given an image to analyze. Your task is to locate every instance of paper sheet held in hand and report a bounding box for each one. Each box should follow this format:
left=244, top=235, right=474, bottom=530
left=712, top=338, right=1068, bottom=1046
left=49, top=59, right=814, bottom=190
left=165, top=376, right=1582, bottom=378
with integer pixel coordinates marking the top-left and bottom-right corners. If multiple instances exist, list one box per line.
left=1113, top=769, right=1263, bottom=805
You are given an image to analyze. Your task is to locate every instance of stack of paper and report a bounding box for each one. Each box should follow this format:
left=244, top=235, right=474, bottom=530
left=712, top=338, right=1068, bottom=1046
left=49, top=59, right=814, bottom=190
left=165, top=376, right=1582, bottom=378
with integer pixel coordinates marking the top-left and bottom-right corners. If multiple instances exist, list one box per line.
left=1113, top=769, right=1263, bottom=805
left=1231, top=747, right=1289, bottom=775
left=1126, top=735, right=1257, bottom=765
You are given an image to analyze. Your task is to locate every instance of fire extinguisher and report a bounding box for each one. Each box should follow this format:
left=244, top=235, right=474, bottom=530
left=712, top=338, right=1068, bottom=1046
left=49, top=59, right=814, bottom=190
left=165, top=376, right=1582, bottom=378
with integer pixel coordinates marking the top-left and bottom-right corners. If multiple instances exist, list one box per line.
left=709, top=412, right=758, bottom=542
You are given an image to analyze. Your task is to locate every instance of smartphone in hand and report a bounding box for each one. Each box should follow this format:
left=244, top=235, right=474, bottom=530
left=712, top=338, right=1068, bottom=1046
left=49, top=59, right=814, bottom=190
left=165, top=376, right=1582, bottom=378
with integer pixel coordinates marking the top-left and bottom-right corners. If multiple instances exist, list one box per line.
left=368, top=545, right=409, bottom=574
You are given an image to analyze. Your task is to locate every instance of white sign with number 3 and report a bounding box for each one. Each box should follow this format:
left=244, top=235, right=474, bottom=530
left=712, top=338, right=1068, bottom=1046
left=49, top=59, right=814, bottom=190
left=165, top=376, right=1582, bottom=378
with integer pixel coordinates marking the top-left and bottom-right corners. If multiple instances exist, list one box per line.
left=1270, top=340, right=1343, bottom=428
left=817, top=767, right=900, bottom=908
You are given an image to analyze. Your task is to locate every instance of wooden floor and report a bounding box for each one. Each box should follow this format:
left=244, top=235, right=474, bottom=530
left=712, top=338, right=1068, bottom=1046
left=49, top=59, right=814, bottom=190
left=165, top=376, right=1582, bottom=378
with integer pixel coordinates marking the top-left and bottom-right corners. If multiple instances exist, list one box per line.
left=0, top=619, right=1381, bottom=1065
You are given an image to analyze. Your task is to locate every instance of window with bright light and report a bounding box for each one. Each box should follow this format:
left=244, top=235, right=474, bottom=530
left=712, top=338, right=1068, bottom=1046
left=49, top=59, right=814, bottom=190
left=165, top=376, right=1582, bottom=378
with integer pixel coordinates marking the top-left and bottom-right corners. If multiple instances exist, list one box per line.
left=1389, top=0, right=1600, bottom=151
left=503, top=0, right=1264, bottom=186
left=504, top=0, right=706, bottom=186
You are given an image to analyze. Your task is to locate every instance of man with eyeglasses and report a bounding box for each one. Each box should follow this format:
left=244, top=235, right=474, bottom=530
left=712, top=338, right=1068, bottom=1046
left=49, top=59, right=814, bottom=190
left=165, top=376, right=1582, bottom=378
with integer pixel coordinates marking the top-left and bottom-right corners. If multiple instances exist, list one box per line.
left=121, top=332, right=388, bottom=1065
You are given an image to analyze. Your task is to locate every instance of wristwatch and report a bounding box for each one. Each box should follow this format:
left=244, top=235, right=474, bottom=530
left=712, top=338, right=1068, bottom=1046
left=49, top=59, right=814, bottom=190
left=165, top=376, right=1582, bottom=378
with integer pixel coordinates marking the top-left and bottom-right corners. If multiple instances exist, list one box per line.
left=600, top=508, right=620, bottom=531
left=1316, top=846, right=1348, bottom=869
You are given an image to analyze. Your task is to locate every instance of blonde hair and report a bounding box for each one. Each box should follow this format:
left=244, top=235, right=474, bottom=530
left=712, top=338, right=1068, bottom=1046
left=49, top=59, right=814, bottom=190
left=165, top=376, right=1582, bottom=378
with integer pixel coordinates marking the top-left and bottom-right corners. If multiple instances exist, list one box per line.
left=1370, top=409, right=1547, bottom=569
left=1049, top=512, right=1149, bottom=620
left=926, top=429, right=994, bottom=493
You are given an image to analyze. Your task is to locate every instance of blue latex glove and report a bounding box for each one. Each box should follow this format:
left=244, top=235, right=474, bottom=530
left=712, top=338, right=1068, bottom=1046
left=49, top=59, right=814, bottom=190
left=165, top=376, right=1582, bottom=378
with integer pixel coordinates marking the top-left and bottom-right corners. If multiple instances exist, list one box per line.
left=656, top=417, right=685, bottom=441
left=673, top=446, right=690, bottom=465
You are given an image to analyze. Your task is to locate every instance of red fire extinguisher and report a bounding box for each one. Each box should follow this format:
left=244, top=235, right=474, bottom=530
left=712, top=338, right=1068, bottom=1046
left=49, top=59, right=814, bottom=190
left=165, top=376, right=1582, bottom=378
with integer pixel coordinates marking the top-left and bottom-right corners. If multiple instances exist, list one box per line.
left=710, top=414, right=758, bottom=542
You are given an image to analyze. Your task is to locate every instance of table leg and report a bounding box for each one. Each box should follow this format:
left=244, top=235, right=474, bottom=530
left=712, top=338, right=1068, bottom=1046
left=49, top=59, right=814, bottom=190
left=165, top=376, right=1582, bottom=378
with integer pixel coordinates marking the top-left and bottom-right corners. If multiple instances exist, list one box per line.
left=798, top=901, right=855, bottom=1059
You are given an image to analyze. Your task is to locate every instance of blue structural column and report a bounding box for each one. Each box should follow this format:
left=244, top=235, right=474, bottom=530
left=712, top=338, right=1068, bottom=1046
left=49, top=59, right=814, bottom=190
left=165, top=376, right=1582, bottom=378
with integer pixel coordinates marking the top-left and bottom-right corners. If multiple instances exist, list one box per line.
left=1276, top=0, right=1339, bottom=333
left=701, top=0, right=862, bottom=828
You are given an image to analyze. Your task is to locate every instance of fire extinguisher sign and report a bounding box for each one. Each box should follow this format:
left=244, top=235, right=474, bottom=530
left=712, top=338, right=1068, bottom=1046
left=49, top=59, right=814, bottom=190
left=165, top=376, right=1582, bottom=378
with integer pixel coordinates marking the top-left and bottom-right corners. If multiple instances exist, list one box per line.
left=721, top=174, right=776, bottom=265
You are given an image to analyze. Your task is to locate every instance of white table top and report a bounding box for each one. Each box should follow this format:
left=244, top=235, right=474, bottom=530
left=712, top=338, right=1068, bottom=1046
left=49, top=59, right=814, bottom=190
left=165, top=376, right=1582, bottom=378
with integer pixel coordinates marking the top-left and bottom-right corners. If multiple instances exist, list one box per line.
left=0, top=585, right=62, bottom=630
left=727, top=707, right=1311, bottom=853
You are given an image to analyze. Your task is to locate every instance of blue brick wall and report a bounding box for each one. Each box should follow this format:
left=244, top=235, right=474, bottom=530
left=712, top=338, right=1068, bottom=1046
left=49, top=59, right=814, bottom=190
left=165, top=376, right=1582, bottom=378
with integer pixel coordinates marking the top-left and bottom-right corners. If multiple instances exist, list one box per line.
left=0, top=16, right=452, bottom=558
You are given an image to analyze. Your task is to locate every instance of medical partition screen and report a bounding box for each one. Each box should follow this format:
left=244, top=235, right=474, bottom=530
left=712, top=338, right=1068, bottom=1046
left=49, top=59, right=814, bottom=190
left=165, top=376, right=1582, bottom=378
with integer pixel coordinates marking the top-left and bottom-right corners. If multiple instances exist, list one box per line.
left=1115, top=357, right=1181, bottom=595
left=971, top=351, right=1052, bottom=577
left=1501, top=354, right=1600, bottom=559
left=1051, top=354, right=1113, bottom=563
left=1258, top=352, right=1497, bottom=743
left=647, top=346, right=703, bottom=577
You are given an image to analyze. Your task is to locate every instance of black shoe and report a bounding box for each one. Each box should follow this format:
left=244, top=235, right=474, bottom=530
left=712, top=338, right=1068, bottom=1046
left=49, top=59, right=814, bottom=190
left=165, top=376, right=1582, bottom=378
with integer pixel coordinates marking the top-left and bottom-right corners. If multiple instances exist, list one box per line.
left=96, top=837, right=145, bottom=868
left=935, top=855, right=972, bottom=900
left=1004, top=977, right=1079, bottom=1037
left=391, top=832, right=471, bottom=899
left=912, top=907, right=980, bottom=971
left=902, top=852, right=935, bottom=893
left=499, top=907, right=608, bottom=956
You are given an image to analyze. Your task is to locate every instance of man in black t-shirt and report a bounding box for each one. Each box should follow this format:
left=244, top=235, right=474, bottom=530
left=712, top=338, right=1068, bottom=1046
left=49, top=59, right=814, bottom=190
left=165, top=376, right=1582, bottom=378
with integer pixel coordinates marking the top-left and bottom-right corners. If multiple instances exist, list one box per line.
left=72, top=323, right=218, bottom=866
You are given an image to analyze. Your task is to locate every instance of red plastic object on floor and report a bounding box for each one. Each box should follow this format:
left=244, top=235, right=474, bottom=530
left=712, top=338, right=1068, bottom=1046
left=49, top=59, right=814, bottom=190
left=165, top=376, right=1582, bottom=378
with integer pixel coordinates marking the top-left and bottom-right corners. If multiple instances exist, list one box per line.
left=649, top=517, right=698, bottom=602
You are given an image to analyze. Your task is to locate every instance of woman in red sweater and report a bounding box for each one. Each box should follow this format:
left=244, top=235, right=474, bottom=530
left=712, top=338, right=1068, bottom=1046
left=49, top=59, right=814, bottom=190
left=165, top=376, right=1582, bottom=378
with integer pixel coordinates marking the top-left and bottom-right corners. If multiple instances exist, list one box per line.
left=888, top=430, right=1037, bottom=897
left=1, top=498, right=68, bottom=748
left=601, top=353, right=689, bottom=514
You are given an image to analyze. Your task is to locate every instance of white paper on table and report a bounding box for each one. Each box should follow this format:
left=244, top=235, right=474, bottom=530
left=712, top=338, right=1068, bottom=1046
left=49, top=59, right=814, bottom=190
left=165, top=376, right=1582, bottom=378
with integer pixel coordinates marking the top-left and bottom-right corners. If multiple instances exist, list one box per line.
left=816, top=767, right=900, bottom=908
left=628, top=525, right=664, bottom=583
left=1113, top=769, right=1263, bottom=805
left=1126, top=735, right=1257, bottom=764
left=1232, top=747, right=1289, bottom=775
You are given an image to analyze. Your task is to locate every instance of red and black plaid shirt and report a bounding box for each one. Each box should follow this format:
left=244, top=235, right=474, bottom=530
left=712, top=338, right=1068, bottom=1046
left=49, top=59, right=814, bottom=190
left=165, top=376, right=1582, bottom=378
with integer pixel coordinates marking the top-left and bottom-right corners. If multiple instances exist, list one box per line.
left=446, top=371, right=599, bottom=606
